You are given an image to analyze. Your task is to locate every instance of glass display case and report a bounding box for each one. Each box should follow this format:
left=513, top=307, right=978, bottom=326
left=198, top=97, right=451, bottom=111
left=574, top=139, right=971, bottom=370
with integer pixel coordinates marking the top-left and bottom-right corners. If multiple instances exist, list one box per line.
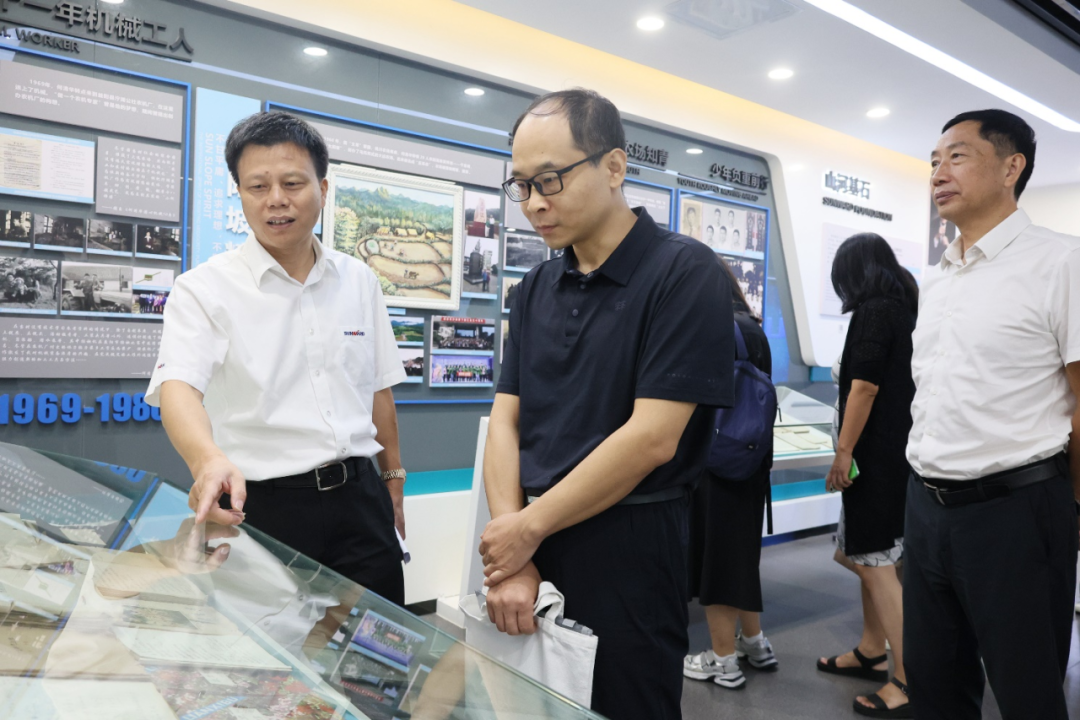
left=773, top=387, right=834, bottom=470
left=0, top=441, right=603, bottom=720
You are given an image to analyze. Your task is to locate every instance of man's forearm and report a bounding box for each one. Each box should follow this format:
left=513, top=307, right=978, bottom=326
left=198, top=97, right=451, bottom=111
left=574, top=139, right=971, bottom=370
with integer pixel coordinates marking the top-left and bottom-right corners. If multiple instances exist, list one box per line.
left=373, top=388, right=402, bottom=472
left=484, top=394, right=523, bottom=518
left=520, top=400, right=694, bottom=540
left=160, top=380, right=223, bottom=475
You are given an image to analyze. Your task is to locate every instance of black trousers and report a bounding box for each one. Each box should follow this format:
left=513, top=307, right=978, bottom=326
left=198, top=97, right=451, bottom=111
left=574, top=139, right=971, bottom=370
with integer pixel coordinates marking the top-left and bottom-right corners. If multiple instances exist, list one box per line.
left=532, top=495, right=689, bottom=720
left=903, top=471, right=1077, bottom=720
left=225, top=459, right=405, bottom=606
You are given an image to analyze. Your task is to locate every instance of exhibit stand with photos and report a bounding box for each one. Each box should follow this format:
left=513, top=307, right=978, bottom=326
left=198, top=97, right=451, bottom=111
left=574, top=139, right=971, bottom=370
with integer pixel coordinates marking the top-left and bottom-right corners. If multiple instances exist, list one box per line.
left=0, top=0, right=857, bottom=629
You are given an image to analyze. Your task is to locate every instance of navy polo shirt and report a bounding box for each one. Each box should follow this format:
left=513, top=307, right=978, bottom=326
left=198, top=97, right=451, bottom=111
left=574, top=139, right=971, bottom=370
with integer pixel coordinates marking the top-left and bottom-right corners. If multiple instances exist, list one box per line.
left=498, top=208, right=735, bottom=496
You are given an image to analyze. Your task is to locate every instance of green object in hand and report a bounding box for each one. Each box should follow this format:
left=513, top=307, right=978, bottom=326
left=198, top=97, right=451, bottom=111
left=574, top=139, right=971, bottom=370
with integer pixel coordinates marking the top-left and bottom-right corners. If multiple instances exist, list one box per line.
left=849, top=458, right=860, bottom=480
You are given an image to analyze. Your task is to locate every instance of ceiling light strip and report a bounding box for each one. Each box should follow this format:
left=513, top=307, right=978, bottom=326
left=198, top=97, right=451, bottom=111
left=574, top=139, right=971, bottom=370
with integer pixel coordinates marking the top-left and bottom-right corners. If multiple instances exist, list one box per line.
left=802, top=0, right=1080, bottom=132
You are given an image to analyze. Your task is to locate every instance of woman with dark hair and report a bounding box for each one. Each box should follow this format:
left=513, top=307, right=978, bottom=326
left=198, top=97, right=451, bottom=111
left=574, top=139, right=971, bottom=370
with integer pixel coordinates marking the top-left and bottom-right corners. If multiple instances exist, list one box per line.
left=817, top=233, right=917, bottom=718
left=684, top=257, right=777, bottom=691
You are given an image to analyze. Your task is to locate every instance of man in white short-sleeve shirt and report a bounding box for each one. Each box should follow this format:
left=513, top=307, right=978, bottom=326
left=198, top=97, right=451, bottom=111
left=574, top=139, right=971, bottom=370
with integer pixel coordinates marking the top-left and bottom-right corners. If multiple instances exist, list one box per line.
left=146, top=112, right=409, bottom=605
left=903, top=109, right=1080, bottom=720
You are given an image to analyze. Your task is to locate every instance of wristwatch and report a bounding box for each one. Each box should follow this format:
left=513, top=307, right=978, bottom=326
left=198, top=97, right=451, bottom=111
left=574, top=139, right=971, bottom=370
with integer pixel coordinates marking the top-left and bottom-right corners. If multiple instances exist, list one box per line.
left=381, top=468, right=407, bottom=483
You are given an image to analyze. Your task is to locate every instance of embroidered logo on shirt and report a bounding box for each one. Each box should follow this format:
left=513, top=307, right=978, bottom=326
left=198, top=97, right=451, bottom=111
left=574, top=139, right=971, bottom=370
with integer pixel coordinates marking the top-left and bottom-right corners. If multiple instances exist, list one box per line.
left=156, top=362, right=165, bottom=369
left=614, top=301, right=627, bottom=311
left=342, top=330, right=366, bottom=337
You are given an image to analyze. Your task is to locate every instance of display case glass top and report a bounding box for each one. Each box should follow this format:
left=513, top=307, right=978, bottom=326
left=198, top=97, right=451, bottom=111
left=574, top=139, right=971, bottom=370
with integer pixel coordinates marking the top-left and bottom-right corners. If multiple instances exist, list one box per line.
left=0, top=441, right=602, bottom=720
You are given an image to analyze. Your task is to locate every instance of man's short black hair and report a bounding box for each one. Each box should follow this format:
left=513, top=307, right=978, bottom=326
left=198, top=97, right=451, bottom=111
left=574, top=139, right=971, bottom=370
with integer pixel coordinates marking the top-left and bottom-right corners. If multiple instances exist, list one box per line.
left=942, top=109, right=1036, bottom=199
left=509, top=88, right=625, bottom=166
left=225, top=111, right=329, bottom=184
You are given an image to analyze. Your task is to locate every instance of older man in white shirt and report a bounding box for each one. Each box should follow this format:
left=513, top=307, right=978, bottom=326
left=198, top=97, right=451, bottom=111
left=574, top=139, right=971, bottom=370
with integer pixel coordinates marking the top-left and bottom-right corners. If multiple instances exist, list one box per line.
left=904, top=109, right=1080, bottom=720
left=146, top=112, right=408, bottom=605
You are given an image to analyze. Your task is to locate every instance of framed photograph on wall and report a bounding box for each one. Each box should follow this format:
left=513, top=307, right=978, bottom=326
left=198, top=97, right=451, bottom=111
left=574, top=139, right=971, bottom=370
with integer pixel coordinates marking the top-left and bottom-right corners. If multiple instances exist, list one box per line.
left=0, top=257, right=58, bottom=315
left=501, top=275, right=522, bottom=314
left=60, top=261, right=133, bottom=316
left=33, top=214, right=86, bottom=253
left=430, top=316, right=495, bottom=356
left=503, top=232, right=548, bottom=272
left=398, top=346, right=424, bottom=384
left=0, top=210, right=33, bottom=248
left=391, top=316, right=425, bottom=346
left=325, top=164, right=464, bottom=312
left=88, top=219, right=135, bottom=256
left=429, top=353, right=494, bottom=388
left=136, top=225, right=182, bottom=260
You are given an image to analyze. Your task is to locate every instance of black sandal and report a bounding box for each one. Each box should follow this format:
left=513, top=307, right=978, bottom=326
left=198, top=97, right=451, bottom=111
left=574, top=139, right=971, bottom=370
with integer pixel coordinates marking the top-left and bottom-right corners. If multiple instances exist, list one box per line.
left=853, top=677, right=912, bottom=718
left=816, top=647, right=888, bottom=682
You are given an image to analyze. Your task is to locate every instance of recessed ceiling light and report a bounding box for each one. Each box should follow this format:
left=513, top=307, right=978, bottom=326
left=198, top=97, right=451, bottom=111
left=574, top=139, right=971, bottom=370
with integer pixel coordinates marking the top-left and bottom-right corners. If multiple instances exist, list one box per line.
left=636, top=16, right=665, bottom=31
left=802, top=0, right=1080, bottom=132
left=686, top=148, right=704, bottom=155
left=100, top=0, right=123, bottom=4
left=768, top=68, right=794, bottom=80
left=303, top=47, right=328, bottom=57
left=464, top=87, right=485, bottom=97
left=867, top=107, right=890, bottom=118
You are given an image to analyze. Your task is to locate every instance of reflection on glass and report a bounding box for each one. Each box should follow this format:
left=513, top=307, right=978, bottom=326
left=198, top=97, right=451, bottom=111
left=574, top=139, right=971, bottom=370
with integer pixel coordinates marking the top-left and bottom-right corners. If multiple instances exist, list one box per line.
left=0, top=441, right=601, bottom=719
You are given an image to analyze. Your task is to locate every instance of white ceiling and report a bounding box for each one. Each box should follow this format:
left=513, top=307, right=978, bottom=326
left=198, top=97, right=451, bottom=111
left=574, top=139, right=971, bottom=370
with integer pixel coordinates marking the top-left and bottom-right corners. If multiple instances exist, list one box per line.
left=455, top=0, right=1080, bottom=189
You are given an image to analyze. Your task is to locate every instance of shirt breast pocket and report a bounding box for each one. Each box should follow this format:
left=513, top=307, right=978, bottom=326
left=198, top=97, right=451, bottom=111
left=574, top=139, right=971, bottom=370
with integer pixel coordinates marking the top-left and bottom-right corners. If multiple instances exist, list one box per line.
left=337, top=324, right=375, bottom=392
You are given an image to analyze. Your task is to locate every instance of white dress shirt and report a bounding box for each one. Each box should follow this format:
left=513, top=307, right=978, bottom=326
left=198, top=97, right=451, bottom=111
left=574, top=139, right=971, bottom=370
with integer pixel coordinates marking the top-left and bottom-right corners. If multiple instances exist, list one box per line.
left=907, top=209, right=1080, bottom=480
left=146, top=235, right=406, bottom=480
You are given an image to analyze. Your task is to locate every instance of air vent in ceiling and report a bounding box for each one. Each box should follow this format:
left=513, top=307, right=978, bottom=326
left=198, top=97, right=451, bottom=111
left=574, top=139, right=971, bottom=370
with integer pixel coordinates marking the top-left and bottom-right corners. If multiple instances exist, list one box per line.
left=1013, top=0, right=1080, bottom=48
left=665, top=0, right=800, bottom=41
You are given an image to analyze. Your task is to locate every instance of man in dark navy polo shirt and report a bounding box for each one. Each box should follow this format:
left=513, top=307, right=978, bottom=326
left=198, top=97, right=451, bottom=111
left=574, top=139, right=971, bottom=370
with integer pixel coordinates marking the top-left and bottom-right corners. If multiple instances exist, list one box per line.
left=477, top=88, right=734, bottom=719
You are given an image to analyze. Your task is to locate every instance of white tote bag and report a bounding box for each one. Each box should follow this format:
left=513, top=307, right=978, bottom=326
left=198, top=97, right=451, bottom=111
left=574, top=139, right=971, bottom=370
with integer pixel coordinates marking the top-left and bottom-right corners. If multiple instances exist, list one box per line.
left=459, top=581, right=598, bottom=708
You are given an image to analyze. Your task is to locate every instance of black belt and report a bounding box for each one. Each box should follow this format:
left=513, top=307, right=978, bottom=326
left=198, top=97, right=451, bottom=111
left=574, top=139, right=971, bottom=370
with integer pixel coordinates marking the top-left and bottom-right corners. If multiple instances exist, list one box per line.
left=917, top=454, right=1067, bottom=507
left=526, top=485, right=685, bottom=506
left=252, top=457, right=370, bottom=491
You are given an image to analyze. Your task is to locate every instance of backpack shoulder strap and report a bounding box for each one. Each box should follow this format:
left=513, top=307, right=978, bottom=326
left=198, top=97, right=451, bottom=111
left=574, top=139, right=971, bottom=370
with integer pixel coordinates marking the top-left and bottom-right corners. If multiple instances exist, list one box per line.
left=732, top=320, right=749, bottom=361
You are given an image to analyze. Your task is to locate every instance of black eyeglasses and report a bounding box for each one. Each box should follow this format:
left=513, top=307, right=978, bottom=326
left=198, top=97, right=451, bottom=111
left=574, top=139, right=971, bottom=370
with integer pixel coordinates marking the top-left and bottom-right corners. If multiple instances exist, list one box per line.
left=502, top=150, right=608, bottom=202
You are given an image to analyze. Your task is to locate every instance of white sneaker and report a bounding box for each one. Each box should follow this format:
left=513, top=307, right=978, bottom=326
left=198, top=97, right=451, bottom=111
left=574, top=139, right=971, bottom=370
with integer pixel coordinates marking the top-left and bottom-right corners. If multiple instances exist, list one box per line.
left=735, top=634, right=778, bottom=671
left=683, top=650, right=746, bottom=689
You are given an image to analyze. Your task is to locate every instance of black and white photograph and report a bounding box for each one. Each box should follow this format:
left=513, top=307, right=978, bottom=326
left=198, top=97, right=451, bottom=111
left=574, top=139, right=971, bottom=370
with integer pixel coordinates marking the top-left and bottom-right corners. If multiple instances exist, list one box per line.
left=721, top=255, right=765, bottom=318
left=430, top=354, right=494, bottom=387
left=502, top=275, right=522, bottom=314
left=503, top=232, right=548, bottom=272
left=431, top=316, right=496, bottom=355
left=464, top=189, right=502, bottom=239
left=33, top=214, right=86, bottom=252
left=398, top=346, right=424, bottom=384
left=698, top=200, right=766, bottom=258
left=132, top=289, right=168, bottom=318
left=87, top=219, right=136, bottom=256
left=60, top=261, right=133, bottom=315
left=461, top=234, right=500, bottom=298
left=136, top=225, right=181, bottom=259
left=0, top=257, right=58, bottom=314
left=0, top=210, right=33, bottom=248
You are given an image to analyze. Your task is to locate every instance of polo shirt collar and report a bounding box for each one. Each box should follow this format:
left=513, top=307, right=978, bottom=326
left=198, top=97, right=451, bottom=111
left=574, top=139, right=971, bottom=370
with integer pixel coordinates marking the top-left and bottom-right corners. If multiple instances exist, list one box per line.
left=241, top=233, right=339, bottom=287
left=557, top=208, right=657, bottom=287
left=942, top=208, right=1031, bottom=268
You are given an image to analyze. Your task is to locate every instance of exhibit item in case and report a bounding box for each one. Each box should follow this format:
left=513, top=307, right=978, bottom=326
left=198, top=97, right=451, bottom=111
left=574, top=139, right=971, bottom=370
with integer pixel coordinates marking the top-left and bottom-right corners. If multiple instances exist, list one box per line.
left=0, top=209, right=32, bottom=247
left=33, top=214, right=86, bottom=252
left=87, top=219, right=135, bottom=256
left=503, top=231, right=548, bottom=272
left=0, top=257, right=58, bottom=315
left=502, top=275, right=522, bottom=314
left=325, top=163, right=464, bottom=311
left=390, top=315, right=424, bottom=346
left=136, top=225, right=181, bottom=259
left=60, top=261, right=133, bottom=316
left=431, top=316, right=496, bottom=356
left=0, top=440, right=604, bottom=720
left=398, top=345, right=424, bottom=383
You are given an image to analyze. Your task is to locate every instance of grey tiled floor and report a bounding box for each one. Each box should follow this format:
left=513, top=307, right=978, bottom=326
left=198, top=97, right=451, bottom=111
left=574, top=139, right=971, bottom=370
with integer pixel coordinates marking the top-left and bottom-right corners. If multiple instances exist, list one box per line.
left=683, top=533, right=1080, bottom=720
